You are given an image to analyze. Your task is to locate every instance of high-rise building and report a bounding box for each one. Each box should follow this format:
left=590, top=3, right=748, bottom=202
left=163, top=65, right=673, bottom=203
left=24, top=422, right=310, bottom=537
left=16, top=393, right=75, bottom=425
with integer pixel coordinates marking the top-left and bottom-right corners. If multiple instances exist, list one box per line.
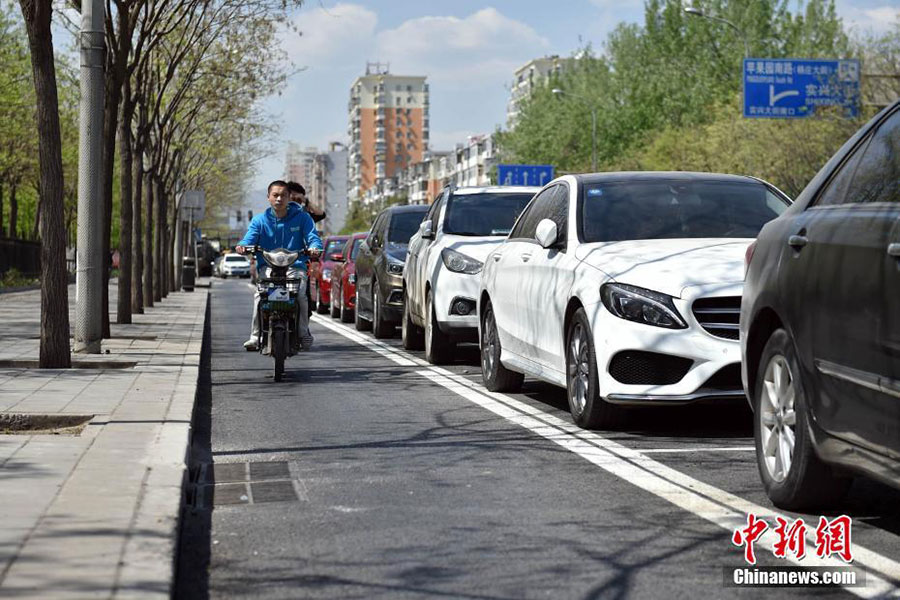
left=284, top=143, right=349, bottom=235
left=506, top=55, right=573, bottom=126
left=348, top=62, right=429, bottom=203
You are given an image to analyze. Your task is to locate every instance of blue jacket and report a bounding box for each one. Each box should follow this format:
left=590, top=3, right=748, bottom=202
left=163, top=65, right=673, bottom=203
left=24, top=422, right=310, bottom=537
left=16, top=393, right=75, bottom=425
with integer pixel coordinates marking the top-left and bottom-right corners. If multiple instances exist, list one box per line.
left=238, top=202, right=322, bottom=270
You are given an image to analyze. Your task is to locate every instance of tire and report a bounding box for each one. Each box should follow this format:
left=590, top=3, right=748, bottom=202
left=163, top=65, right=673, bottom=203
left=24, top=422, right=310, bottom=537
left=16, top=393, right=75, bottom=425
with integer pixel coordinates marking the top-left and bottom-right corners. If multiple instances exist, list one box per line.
left=340, top=286, right=354, bottom=323
left=272, top=326, right=286, bottom=382
left=330, top=285, right=341, bottom=318
left=401, top=289, right=424, bottom=350
left=566, top=309, right=623, bottom=430
left=480, top=302, right=523, bottom=392
left=753, top=329, right=850, bottom=510
left=372, top=281, right=393, bottom=339
left=424, top=290, right=454, bottom=364
left=316, top=288, right=329, bottom=314
left=355, top=287, right=371, bottom=331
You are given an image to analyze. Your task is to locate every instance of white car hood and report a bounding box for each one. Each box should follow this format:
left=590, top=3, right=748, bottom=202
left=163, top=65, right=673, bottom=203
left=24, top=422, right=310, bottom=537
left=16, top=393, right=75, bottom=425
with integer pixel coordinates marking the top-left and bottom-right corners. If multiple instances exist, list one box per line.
left=574, top=238, right=752, bottom=298
left=441, top=234, right=507, bottom=263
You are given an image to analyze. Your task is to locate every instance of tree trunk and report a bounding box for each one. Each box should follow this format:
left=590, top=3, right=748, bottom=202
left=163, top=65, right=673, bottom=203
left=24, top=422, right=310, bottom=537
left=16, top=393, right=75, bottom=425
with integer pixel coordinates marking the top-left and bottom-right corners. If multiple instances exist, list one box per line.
left=116, top=110, right=132, bottom=324
left=131, top=145, right=143, bottom=314
left=143, top=168, right=153, bottom=307
left=31, top=193, right=41, bottom=240
left=153, top=174, right=162, bottom=302
left=18, top=0, right=71, bottom=368
left=0, top=184, right=4, bottom=234
left=168, top=192, right=177, bottom=293
left=8, top=184, right=17, bottom=238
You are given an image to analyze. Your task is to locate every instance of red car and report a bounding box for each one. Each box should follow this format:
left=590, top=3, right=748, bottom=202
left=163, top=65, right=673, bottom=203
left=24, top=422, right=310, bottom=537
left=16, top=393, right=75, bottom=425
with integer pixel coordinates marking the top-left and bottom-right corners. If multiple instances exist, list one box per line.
left=309, top=235, right=350, bottom=314
left=330, top=232, right=368, bottom=323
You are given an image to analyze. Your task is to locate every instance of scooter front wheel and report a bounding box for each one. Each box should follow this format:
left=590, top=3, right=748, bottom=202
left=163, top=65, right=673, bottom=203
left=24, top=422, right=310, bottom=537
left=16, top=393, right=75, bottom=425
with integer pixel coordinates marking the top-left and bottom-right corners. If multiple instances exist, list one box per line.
left=272, top=327, right=286, bottom=382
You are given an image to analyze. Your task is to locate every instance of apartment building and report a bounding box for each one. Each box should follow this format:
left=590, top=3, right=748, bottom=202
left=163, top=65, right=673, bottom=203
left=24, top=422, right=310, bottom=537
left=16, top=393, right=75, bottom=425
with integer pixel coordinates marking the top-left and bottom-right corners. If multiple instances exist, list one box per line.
left=506, top=55, right=574, bottom=126
left=284, top=143, right=350, bottom=235
left=348, top=63, right=429, bottom=203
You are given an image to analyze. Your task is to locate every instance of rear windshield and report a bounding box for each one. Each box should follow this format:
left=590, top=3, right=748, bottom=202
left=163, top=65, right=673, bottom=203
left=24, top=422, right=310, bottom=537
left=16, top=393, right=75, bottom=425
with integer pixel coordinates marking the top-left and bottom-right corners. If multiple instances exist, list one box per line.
left=324, top=239, right=345, bottom=255
left=387, top=210, right=427, bottom=244
left=580, top=180, right=790, bottom=242
left=225, top=255, right=248, bottom=263
left=444, top=192, right=535, bottom=236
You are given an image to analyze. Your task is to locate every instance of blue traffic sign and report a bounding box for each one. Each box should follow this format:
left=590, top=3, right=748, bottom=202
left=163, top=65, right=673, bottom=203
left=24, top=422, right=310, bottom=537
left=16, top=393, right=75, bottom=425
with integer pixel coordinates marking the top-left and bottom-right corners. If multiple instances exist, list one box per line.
left=743, top=58, right=860, bottom=119
left=497, top=164, right=555, bottom=187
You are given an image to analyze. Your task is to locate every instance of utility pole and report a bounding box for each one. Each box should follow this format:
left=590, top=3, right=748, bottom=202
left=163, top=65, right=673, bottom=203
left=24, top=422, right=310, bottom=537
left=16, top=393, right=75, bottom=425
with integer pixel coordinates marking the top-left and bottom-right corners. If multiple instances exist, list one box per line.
left=74, top=0, right=105, bottom=353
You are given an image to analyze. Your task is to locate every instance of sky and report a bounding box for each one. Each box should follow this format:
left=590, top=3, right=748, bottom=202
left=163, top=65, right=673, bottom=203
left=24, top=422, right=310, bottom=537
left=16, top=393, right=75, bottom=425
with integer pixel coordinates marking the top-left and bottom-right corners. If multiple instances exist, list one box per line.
left=247, top=1, right=900, bottom=191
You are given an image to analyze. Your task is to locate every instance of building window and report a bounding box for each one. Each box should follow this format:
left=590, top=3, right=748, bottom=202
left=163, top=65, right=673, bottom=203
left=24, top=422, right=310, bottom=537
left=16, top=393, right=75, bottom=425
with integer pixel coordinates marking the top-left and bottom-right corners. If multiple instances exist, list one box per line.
left=247, top=210, right=253, bottom=221
left=236, top=210, right=242, bottom=223
left=407, top=131, right=413, bottom=139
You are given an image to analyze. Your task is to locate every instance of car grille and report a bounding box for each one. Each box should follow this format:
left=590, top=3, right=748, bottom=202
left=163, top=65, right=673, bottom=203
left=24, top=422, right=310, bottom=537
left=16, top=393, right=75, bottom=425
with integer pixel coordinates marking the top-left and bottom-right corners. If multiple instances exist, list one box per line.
left=608, top=351, right=693, bottom=385
left=692, top=297, right=741, bottom=340
left=699, top=363, right=742, bottom=391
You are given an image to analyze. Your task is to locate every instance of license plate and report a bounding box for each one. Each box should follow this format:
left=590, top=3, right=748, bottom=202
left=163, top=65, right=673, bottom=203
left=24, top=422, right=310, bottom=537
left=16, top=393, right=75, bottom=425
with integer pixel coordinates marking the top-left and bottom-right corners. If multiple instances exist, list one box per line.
left=268, top=288, right=290, bottom=301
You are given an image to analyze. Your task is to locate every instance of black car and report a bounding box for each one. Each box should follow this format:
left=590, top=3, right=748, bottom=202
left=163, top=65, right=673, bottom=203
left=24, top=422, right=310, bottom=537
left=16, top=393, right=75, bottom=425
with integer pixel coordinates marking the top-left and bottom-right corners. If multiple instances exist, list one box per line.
left=354, top=204, right=429, bottom=337
left=741, top=99, right=900, bottom=510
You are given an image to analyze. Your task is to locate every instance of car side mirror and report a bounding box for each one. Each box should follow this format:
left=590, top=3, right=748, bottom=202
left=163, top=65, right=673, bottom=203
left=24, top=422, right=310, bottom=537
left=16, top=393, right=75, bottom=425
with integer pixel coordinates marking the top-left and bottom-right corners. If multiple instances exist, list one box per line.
left=420, top=219, right=434, bottom=240
left=535, top=219, right=558, bottom=249
left=330, top=253, right=344, bottom=262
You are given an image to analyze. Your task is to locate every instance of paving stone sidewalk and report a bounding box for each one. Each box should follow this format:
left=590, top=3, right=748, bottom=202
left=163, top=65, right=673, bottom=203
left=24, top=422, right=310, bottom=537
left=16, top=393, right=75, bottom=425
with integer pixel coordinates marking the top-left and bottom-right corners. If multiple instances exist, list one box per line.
left=0, top=281, right=208, bottom=598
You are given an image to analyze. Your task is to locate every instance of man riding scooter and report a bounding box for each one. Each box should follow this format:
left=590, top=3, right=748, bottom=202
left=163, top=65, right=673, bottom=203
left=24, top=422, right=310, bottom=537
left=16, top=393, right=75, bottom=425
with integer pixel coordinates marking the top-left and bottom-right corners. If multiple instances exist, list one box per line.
left=236, top=180, right=322, bottom=351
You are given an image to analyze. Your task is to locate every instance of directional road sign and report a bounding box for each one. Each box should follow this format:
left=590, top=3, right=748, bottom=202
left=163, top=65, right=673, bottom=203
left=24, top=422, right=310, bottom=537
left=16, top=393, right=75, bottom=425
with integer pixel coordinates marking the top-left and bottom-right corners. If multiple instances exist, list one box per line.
left=497, top=164, right=555, bottom=187
left=743, top=58, right=860, bottom=119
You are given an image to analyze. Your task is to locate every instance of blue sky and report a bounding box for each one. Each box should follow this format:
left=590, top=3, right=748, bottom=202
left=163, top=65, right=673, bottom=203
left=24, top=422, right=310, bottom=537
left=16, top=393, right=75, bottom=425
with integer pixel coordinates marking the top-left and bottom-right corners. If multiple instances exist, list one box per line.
left=249, top=1, right=899, bottom=190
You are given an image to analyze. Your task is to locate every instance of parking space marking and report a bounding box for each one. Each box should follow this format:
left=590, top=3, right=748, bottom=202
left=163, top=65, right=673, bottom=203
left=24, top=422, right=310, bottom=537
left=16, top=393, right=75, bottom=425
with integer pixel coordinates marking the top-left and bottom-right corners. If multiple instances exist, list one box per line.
left=312, top=314, right=900, bottom=597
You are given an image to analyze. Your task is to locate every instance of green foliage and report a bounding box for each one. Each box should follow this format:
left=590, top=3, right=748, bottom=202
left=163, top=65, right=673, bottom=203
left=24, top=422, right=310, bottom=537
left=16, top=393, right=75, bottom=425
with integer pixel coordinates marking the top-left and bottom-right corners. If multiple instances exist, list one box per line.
left=337, top=193, right=410, bottom=235
left=0, top=267, right=38, bottom=288
left=498, top=0, right=871, bottom=190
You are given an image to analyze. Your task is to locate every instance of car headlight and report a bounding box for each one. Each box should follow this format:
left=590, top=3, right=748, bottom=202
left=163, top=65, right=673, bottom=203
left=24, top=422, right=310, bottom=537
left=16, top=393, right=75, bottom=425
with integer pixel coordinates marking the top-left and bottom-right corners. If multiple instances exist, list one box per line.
left=386, top=261, right=404, bottom=275
left=600, top=283, right=687, bottom=329
left=441, top=248, right=483, bottom=274
left=322, top=268, right=332, bottom=281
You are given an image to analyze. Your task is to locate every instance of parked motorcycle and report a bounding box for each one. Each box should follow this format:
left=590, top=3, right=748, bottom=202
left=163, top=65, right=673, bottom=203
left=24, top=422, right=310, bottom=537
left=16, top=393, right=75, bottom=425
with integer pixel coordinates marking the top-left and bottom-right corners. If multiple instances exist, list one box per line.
left=242, top=245, right=308, bottom=381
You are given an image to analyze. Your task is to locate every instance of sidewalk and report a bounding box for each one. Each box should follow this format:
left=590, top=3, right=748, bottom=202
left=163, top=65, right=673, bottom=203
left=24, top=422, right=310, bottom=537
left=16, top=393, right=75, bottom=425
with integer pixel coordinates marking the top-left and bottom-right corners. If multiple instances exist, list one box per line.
left=0, top=280, right=208, bottom=598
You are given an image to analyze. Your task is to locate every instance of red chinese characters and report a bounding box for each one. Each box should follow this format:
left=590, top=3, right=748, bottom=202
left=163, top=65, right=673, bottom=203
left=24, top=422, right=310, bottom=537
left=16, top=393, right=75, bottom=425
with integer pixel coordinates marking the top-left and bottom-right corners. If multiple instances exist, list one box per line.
left=732, top=513, right=769, bottom=565
left=815, top=515, right=853, bottom=563
left=732, top=514, right=853, bottom=565
left=773, top=517, right=807, bottom=560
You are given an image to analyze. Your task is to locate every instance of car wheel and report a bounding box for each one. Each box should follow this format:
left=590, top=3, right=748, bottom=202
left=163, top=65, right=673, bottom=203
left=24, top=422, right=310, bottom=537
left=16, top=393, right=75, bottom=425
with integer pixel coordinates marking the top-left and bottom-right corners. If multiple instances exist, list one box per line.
left=481, top=301, right=523, bottom=392
left=402, top=289, right=424, bottom=350
left=566, top=309, right=623, bottom=430
left=372, top=281, right=393, bottom=339
left=754, top=329, right=850, bottom=510
left=355, top=286, right=371, bottom=331
left=340, top=291, right=354, bottom=323
left=330, top=285, right=341, bottom=318
left=316, top=287, right=329, bottom=314
left=424, top=290, right=454, bottom=364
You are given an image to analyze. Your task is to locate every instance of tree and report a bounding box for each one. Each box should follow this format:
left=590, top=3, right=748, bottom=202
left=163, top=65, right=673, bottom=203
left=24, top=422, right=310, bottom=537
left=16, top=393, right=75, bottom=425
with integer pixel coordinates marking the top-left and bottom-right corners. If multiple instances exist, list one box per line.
left=17, top=0, right=70, bottom=368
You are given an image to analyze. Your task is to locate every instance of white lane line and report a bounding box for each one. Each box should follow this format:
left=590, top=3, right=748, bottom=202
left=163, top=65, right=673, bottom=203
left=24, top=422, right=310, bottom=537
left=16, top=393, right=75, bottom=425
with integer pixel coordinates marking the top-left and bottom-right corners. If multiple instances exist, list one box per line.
left=312, top=315, right=417, bottom=367
left=312, top=314, right=900, bottom=596
left=638, top=447, right=755, bottom=453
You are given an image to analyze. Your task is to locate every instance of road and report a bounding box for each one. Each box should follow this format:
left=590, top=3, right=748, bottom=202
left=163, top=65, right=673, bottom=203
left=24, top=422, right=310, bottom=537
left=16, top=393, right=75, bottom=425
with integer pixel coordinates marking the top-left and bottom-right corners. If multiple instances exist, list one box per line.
left=175, top=278, right=900, bottom=599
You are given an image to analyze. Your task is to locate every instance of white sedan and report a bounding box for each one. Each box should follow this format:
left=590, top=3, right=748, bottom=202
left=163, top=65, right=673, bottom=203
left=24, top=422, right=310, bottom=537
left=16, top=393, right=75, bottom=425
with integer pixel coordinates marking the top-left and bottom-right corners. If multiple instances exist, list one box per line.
left=478, top=172, right=791, bottom=429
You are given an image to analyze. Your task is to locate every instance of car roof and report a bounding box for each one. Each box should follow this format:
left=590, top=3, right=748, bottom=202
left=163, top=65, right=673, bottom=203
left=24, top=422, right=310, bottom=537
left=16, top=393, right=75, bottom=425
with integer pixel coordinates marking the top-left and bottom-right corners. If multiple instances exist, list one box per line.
left=573, top=171, right=761, bottom=185
left=450, top=185, right=541, bottom=195
left=351, top=231, right=368, bottom=238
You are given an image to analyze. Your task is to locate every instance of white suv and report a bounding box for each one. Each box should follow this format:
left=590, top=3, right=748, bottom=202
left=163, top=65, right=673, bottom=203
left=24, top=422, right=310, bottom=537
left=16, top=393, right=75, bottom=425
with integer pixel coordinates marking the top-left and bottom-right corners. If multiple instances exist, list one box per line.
left=402, top=185, right=539, bottom=363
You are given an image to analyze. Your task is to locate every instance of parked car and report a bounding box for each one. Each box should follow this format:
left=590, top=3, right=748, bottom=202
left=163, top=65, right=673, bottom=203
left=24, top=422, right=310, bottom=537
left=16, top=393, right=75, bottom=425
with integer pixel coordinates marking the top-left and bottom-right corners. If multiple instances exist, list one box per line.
left=741, top=100, right=900, bottom=510
left=354, top=204, right=429, bottom=336
left=309, top=235, right=350, bottom=314
left=330, top=232, right=369, bottom=323
left=218, top=253, right=251, bottom=278
left=403, top=185, right=540, bottom=363
left=479, top=172, right=791, bottom=429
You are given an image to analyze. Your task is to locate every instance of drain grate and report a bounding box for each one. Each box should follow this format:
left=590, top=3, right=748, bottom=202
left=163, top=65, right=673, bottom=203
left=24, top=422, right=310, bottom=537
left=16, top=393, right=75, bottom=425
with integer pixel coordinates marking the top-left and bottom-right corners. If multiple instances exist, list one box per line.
left=187, top=461, right=299, bottom=508
left=0, top=413, right=94, bottom=435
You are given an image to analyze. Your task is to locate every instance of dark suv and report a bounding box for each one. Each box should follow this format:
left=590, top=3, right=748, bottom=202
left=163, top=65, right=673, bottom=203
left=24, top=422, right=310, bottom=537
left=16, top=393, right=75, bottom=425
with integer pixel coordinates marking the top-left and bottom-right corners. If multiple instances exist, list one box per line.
left=354, top=204, right=429, bottom=337
left=741, top=100, right=900, bottom=510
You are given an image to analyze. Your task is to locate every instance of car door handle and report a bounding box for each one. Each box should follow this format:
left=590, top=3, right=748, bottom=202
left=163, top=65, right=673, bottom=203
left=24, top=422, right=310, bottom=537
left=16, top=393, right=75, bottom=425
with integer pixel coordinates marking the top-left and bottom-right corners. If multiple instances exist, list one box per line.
left=788, top=235, right=808, bottom=248
left=888, top=243, right=900, bottom=257
left=520, top=253, right=532, bottom=262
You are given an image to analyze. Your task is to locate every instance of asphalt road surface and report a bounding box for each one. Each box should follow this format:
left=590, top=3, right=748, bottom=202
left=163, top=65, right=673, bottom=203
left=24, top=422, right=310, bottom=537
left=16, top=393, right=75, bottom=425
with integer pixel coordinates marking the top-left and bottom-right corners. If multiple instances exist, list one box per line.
left=174, top=278, right=900, bottom=599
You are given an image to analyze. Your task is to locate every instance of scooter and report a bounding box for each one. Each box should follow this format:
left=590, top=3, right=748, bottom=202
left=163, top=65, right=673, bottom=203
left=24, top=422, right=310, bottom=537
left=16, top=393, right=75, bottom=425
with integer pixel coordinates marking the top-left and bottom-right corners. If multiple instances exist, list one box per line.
left=242, top=245, right=307, bottom=382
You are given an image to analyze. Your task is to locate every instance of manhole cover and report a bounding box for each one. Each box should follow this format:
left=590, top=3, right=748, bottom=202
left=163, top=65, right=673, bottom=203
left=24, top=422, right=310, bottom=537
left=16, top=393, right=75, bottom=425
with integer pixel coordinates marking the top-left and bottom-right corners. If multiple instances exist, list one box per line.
left=188, top=461, right=299, bottom=507
left=211, top=483, right=250, bottom=505
left=0, top=413, right=93, bottom=435
left=249, top=461, right=290, bottom=480
left=211, top=462, right=247, bottom=483
left=251, top=481, right=298, bottom=503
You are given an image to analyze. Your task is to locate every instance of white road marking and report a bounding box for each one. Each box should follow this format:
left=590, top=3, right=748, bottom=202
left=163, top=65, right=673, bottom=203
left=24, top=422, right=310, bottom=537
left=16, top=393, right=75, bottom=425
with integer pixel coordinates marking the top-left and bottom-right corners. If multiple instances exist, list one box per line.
left=638, top=447, right=755, bottom=453
left=310, top=314, right=900, bottom=596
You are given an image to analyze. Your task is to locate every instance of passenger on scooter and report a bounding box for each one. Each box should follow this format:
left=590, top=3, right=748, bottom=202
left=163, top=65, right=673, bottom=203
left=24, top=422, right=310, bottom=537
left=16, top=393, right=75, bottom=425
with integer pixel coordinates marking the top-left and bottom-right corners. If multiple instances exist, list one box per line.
left=236, top=180, right=323, bottom=351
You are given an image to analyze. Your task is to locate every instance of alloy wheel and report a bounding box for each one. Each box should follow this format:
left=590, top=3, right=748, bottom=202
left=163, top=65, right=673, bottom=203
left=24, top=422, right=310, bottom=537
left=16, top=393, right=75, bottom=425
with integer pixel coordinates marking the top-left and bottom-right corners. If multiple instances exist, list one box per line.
left=759, top=354, right=797, bottom=483
left=567, top=323, right=590, bottom=416
left=482, top=312, right=496, bottom=378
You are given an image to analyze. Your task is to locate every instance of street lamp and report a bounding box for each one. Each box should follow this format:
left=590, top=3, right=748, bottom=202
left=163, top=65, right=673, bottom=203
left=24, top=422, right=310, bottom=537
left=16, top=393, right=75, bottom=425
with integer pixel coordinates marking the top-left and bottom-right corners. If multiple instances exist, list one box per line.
left=684, top=5, right=750, bottom=59
left=552, top=88, right=597, bottom=172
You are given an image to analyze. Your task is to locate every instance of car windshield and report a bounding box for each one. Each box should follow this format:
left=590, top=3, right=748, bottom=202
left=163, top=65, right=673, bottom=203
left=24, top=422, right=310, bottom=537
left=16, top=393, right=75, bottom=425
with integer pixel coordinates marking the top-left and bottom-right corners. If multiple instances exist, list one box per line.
left=444, top=192, right=535, bottom=236
left=225, top=256, right=248, bottom=263
left=387, top=210, right=426, bottom=244
left=580, top=180, right=790, bottom=242
left=324, top=239, right=345, bottom=255
left=350, top=239, right=363, bottom=260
